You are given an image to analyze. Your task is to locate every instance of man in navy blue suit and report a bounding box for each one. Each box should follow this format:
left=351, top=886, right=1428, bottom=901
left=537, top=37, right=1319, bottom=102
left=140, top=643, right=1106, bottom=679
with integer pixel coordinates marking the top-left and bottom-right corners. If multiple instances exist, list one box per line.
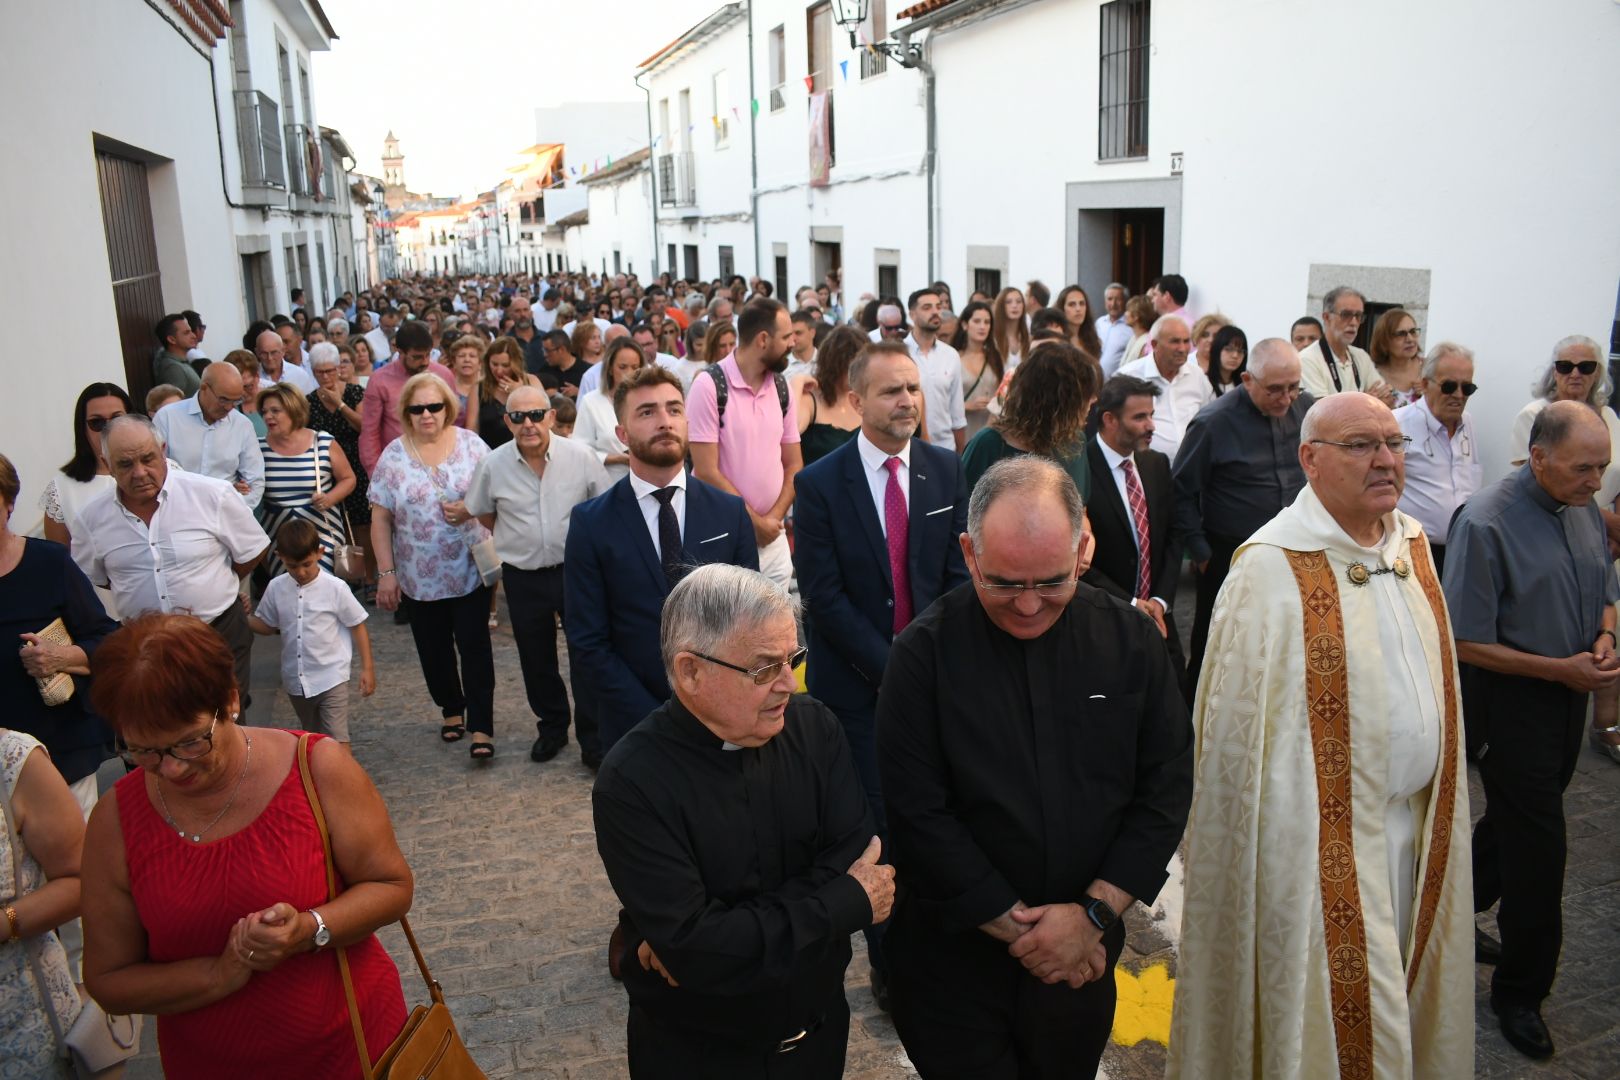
left=565, top=364, right=758, bottom=756
left=793, top=339, right=971, bottom=1009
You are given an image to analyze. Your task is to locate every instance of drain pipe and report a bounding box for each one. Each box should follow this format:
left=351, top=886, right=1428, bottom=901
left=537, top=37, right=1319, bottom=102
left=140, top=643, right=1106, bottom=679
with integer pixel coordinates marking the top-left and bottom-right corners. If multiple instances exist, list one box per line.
left=634, top=70, right=661, bottom=275
left=746, top=0, right=762, bottom=279
left=895, top=25, right=935, bottom=282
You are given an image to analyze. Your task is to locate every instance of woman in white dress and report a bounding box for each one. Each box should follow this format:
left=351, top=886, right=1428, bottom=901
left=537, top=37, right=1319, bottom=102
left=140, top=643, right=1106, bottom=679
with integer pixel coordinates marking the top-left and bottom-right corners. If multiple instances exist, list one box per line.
left=40, top=383, right=133, bottom=618
left=574, top=339, right=647, bottom=483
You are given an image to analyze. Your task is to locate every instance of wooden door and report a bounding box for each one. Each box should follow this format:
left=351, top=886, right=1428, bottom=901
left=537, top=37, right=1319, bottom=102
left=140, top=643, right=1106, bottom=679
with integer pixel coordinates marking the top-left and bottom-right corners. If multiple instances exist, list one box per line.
left=1111, top=208, right=1163, bottom=297
left=96, top=152, right=165, bottom=402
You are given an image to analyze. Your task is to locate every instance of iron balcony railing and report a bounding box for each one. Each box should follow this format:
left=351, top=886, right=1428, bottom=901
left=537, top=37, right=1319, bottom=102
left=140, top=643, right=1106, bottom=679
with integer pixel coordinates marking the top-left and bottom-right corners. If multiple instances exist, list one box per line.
left=233, top=90, right=285, bottom=191
left=284, top=122, right=319, bottom=198
left=656, top=151, right=697, bottom=207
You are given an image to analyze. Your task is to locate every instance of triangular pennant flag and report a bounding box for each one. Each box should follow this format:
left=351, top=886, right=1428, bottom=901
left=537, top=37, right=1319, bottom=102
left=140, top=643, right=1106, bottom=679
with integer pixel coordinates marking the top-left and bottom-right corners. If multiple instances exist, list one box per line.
left=751, top=98, right=760, bottom=115
left=803, top=75, right=814, bottom=92
left=688, top=123, right=695, bottom=132
left=731, top=106, right=740, bottom=120
left=652, top=135, right=661, bottom=148
left=839, top=59, right=849, bottom=81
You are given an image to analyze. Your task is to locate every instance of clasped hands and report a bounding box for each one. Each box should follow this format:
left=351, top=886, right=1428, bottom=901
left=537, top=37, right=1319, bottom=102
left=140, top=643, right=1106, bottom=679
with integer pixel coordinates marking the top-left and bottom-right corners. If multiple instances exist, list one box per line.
left=219, top=902, right=311, bottom=986
left=982, top=901, right=1107, bottom=989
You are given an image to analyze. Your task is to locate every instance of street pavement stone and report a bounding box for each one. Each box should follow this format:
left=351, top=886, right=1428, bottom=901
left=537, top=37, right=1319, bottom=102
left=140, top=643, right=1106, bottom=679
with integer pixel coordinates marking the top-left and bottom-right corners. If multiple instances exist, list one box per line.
left=117, top=583, right=1620, bottom=1077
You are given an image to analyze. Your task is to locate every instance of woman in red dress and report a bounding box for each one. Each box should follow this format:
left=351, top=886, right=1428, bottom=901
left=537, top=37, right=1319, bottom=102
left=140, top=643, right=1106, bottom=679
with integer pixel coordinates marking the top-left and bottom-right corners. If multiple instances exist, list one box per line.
left=80, top=614, right=411, bottom=1078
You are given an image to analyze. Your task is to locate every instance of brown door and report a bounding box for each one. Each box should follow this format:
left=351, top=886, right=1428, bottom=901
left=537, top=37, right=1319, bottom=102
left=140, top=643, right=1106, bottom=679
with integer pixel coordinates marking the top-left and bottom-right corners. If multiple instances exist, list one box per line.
left=96, top=152, right=166, bottom=402
left=1111, top=208, right=1163, bottom=297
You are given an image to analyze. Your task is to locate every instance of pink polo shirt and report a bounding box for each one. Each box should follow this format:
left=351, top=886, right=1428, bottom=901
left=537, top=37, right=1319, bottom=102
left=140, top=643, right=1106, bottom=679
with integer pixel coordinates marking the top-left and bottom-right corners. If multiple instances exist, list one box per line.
left=686, top=354, right=799, bottom=516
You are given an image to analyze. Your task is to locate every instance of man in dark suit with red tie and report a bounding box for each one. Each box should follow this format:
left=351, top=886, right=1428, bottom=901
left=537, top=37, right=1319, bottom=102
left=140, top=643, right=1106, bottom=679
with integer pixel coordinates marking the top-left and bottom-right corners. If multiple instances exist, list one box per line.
left=793, top=340, right=971, bottom=1008
left=1082, top=375, right=1186, bottom=676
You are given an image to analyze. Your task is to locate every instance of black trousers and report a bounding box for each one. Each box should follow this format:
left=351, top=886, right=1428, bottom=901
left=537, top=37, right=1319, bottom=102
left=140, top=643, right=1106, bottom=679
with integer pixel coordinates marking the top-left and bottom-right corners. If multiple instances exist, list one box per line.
left=210, top=601, right=254, bottom=713
left=1467, top=665, right=1587, bottom=1007
left=1184, top=531, right=1243, bottom=702
left=503, top=565, right=598, bottom=753
left=626, top=1000, right=849, bottom=1080
left=1429, top=541, right=1447, bottom=581
left=889, top=920, right=1123, bottom=1079
left=406, top=585, right=496, bottom=736
left=827, top=700, right=888, bottom=974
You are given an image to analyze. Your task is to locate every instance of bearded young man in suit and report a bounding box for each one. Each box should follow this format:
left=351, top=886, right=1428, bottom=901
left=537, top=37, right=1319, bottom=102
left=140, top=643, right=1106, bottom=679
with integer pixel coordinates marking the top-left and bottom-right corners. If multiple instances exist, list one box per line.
left=1082, top=375, right=1185, bottom=675
left=793, top=340, right=971, bottom=1009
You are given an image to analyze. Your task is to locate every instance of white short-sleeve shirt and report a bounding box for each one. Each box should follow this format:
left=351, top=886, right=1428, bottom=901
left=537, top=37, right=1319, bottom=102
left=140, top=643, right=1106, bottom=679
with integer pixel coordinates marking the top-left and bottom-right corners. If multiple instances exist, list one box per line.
left=254, top=569, right=369, bottom=697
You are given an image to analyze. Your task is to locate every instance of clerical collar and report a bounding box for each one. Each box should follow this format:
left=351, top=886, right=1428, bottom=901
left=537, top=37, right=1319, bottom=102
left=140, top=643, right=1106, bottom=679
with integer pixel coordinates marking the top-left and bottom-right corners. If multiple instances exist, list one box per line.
left=1518, top=464, right=1566, bottom=515
left=668, top=693, right=738, bottom=751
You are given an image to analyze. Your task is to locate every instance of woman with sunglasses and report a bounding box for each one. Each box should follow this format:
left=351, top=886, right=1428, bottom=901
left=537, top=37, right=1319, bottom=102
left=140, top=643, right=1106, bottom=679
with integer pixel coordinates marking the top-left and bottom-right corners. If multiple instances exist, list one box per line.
left=40, top=384, right=134, bottom=591
left=368, top=373, right=497, bottom=757
left=78, top=613, right=412, bottom=1079
left=1369, top=309, right=1426, bottom=407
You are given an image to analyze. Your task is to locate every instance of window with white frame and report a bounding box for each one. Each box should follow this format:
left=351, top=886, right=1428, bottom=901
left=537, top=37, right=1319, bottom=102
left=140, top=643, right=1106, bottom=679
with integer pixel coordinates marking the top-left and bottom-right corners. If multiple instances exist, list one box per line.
left=768, top=26, right=786, bottom=111
left=861, top=0, right=888, bottom=79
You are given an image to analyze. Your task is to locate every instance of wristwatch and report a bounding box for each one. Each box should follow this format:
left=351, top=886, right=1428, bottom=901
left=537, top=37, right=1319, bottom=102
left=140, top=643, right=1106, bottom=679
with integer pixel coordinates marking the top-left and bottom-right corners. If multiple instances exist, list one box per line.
left=1082, top=895, right=1118, bottom=933
left=308, top=908, right=332, bottom=950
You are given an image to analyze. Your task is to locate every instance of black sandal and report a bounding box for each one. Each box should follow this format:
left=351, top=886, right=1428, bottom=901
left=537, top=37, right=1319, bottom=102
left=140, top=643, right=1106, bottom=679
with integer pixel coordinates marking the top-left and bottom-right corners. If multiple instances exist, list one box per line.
left=440, top=722, right=466, bottom=742
left=469, top=741, right=495, bottom=760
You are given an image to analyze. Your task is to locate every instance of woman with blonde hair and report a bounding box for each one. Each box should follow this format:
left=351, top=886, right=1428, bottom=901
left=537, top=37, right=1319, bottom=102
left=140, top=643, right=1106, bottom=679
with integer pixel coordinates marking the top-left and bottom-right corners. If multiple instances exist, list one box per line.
left=1188, top=313, right=1231, bottom=373
left=367, top=373, right=497, bottom=757
left=256, top=382, right=357, bottom=577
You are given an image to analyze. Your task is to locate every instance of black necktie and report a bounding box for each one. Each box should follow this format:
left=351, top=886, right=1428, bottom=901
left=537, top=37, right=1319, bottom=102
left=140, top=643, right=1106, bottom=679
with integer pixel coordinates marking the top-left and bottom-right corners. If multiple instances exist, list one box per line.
left=652, top=487, right=683, bottom=586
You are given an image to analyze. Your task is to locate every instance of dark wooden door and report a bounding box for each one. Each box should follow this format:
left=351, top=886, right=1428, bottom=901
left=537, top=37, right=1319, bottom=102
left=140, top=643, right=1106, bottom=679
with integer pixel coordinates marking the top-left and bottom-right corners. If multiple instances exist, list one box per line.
left=1111, top=208, right=1163, bottom=297
left=97, top=152, right=165, bottom=401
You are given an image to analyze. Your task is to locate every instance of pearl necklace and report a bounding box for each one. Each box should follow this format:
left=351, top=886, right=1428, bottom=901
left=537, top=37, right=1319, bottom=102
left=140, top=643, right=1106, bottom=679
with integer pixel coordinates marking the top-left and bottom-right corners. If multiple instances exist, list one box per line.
left=156, top=733, right=253, bottom=843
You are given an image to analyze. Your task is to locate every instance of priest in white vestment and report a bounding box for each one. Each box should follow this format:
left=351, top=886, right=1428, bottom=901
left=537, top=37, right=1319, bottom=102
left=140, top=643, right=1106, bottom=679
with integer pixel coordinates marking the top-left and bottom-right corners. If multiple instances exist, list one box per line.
left=1168, top=392, right=1473, bottom=1080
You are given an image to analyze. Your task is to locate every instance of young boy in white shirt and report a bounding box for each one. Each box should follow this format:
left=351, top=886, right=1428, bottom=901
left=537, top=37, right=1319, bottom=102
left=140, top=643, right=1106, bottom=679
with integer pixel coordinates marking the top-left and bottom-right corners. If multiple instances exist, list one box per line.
left=248, top=520, right=376, bottom=751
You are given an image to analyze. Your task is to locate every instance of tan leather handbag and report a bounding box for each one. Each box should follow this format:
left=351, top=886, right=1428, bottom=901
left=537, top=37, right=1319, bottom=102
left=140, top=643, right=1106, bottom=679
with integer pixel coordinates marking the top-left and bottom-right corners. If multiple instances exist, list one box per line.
left=296, top=735, right=487, bottom=1079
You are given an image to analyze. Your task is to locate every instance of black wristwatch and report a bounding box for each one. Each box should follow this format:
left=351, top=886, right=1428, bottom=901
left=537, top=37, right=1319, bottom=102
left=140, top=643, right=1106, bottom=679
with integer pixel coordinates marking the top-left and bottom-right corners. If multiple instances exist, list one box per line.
left=1082, top=895, right=1118, bottom=932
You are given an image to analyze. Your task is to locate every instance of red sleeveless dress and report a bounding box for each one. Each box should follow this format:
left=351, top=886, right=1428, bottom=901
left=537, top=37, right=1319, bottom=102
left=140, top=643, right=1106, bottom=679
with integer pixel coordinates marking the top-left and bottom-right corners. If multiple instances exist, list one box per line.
left=117, top=732, right=408, bottom=1078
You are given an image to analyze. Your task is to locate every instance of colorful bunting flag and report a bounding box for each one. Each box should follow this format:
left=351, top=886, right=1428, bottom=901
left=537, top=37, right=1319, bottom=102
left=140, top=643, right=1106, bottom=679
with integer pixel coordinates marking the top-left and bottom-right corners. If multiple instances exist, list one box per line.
left=803, top=75, right=814, bottom=92
left=751, top=98, right=760, bottom=115
left=839, top=59, right=849, bottom=81
left=731, top=106, right=740, bottom=120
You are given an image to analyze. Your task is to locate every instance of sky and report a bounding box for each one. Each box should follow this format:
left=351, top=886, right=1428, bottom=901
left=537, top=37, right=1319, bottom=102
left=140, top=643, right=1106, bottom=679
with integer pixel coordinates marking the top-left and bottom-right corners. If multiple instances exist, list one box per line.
left=311, top=0, right=708, bottom=199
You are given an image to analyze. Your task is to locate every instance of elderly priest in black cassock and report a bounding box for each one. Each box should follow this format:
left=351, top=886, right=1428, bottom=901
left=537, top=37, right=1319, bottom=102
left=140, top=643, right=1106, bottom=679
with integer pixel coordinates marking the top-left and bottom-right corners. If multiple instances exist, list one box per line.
left=592, top=563, right=894, bottom=1079
left=877, top=456, right=1193, bottom=1079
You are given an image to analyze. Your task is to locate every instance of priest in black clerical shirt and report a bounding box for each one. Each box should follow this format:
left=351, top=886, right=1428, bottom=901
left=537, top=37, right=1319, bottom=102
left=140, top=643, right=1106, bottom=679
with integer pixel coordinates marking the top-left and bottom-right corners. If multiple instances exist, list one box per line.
left=593, top=564, right=894, bottom=1079
left=877, top=457, right=1194, bottom=1079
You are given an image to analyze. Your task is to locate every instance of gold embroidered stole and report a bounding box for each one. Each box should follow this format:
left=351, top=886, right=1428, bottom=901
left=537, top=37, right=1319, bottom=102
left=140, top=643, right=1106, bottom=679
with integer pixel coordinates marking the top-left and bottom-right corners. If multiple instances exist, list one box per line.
left=1284, top=550, right=1374, bottom=1080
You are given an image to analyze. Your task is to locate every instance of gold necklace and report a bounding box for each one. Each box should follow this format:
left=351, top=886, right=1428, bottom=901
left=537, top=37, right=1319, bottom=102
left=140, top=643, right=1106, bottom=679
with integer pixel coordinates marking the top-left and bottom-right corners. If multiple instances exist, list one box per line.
left=155, top=733, right=253, bottom=843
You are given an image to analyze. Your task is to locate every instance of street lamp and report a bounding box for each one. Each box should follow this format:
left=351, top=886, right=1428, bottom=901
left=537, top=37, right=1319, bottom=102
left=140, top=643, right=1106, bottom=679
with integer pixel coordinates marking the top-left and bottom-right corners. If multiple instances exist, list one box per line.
left=831, top=0, right=922, bottom=66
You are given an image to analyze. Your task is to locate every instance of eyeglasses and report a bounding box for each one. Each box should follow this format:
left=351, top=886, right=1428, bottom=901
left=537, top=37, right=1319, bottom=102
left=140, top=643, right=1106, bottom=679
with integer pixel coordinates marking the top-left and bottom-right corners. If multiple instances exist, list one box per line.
left=506, top=409, right=549, bottom=424
left=692, top=647, right=808, bottom=686
left=1554, top=360, right=1599, bottom=376
left=1437, top=380, right=1477, bottom=396
left=1309, top=435, right=1412, bottom=457
left=119, top=715, right=219, bottom=767
left=86, top=413, right=126, bottom=432
left=406, top=402, right=447, bottom=415
left=974, top=574, right=1080, bottom=599
left=1255, top=381, right=1303, bottom=397
left=879, top=325, right=906, bottom=335
left=204, top=385, right=246, bottom=408
left=1332, top=310, right=1366, bottom=322
left=1392, top=327, right=1422, bottom=339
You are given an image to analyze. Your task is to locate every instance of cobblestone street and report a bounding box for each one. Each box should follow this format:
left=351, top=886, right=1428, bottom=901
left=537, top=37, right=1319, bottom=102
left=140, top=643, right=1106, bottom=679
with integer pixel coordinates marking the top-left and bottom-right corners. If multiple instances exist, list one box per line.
left=120, top=585, right=1620, bottom=1079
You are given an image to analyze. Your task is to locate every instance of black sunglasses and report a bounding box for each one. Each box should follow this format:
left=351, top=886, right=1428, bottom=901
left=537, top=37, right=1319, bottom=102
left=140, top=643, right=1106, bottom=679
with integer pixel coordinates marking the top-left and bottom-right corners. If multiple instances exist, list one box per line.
left=1554, top=360, right=1599, bottom=376
left=406, top=402, right=447, bottom=415
left=86, top=413, right=126, bottom=432
left=506, top=408, right=550, bottom=424
left=1438, top=380, right=1478, bottom=397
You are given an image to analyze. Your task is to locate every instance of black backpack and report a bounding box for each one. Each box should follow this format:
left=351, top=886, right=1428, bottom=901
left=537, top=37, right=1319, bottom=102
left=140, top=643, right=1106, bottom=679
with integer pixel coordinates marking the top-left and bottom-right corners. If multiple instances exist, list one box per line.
left=704, top=363, right=790, bottom=427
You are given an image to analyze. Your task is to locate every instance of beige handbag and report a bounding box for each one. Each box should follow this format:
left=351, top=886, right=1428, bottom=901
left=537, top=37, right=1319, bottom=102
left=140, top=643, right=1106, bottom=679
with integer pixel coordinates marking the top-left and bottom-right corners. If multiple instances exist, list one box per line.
left=296, top=735, right=487, bottom=1079
left=31, top=619, right=75, bottom=707
left=407, top=436, right=500, bottom=588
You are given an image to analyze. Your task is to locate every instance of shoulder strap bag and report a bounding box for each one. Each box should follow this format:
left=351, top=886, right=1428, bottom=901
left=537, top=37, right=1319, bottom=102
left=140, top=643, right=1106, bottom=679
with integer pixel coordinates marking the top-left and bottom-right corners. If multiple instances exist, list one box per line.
left=296, top=734, right=486, bottom=1079
left=3, top=757, right=142, bottom=1077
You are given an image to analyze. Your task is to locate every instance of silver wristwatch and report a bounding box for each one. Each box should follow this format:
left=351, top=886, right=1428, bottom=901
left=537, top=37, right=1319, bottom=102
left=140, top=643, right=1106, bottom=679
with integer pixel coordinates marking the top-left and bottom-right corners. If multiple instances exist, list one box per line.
left=308, top=908, right=332, bottom=950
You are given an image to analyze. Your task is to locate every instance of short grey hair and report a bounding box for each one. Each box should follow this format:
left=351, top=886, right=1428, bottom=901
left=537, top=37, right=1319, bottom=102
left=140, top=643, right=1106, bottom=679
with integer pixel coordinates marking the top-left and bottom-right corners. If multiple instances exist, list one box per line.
left=1149, top=314, right=1188, bottom=343
left=1245, top=337, right=1298, bottom=381
left=1421, top=341, right=1475, bottom=381
left=660, top=564, right=801, bottom=684
left=1322, top=286, right=1365, bottom=314
left=1534, top=334, right=1608, bottom=406
left=1103, top=282, right=1127, bottom=296
left=327, top=317, right=350, bottom=336
left=308, top=342, right=340, bottom=369
left=965, top=457, right=1085, bottom=553
left=101, top=413, right=166, bottom=461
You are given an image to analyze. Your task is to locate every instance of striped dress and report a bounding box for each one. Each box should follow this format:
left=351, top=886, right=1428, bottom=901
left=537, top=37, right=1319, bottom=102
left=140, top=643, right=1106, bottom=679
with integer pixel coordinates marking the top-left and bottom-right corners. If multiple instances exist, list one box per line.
left=258, top=430, right=343, bottom=577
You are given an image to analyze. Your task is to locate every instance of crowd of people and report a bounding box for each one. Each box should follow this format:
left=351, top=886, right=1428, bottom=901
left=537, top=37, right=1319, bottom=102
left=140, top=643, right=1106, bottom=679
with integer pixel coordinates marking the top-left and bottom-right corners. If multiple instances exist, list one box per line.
left=2, top=261, right=1616, bottom=1079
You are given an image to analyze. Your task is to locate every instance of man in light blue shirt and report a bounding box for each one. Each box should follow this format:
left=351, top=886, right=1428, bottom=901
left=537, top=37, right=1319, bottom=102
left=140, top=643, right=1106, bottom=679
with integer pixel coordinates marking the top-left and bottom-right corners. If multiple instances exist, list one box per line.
left=154, top=361, right=265, bottom=508
left=1095, top=282, right=1134, bottom=376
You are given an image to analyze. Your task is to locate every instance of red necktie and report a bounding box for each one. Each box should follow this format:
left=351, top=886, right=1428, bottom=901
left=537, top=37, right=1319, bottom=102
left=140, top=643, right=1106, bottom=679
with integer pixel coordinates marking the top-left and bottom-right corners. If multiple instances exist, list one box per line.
left=885, top=457, right=913, bottom=633
left=1121, top=458, right=1152, bottom=601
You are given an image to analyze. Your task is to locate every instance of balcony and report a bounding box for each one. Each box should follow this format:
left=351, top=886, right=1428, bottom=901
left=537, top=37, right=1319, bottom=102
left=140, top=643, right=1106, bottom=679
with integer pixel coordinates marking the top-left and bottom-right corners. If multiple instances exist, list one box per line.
left=656, top=151, right=697, bottom=208
left=233, top=90, right=285, bottom=201
left=284, top=123, right=320, bottom=200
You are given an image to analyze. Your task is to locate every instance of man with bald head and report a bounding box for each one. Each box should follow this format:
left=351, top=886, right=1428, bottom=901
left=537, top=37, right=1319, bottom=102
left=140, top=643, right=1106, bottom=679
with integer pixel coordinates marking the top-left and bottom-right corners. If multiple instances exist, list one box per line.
left=1171, top=392, right=1473, bottom=1079
left=73, top=415, right=269, bottom=706
left=1173, top=338, right=1313, bottom=695
left=1116, top=314, right=1212, bottom=461
left=878, top=456, right=1192, bottom=1078
left=1442, top=399, right=1620, bottom=1060
left=154, top=360, right=265, bottom=508
left=253, top=327, right=318, bottom=393
left=467, top=385, right=611, bottom=765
